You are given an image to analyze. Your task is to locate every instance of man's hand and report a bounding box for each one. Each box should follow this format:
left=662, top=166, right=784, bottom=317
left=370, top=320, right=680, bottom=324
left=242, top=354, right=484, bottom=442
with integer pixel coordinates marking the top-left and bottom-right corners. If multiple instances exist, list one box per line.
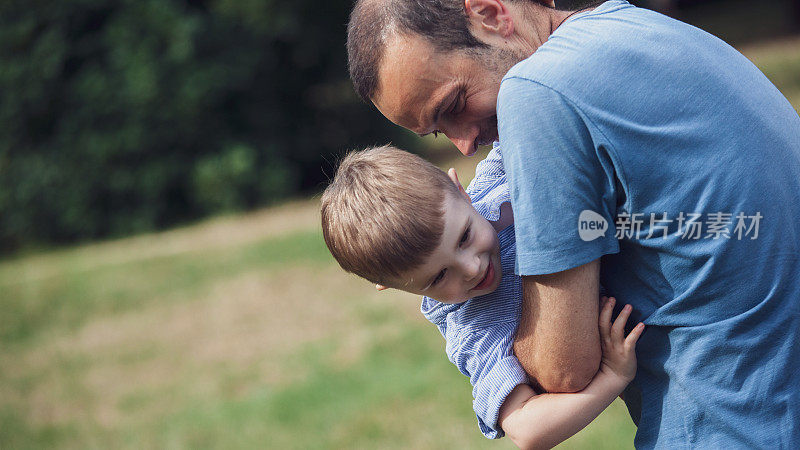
left=513, top=259, right=602, bottom=392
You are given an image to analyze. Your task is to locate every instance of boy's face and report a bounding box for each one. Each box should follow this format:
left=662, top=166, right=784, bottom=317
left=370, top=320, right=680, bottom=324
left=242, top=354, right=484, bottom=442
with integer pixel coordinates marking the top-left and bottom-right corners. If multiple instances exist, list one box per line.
left=392, top=190, right=502, bottom=304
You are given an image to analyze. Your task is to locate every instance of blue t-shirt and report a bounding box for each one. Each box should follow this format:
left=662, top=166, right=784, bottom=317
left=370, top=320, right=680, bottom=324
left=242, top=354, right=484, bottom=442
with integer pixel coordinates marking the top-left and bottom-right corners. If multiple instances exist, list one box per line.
left=498, top=1, right=800, bottom=447
left=421, top=146, right=528, bottom=439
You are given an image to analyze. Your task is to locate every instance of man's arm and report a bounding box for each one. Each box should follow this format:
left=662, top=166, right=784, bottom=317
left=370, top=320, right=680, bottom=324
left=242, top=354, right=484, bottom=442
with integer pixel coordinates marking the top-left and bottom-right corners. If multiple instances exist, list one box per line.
left=513, top=259, right=602, bottom=392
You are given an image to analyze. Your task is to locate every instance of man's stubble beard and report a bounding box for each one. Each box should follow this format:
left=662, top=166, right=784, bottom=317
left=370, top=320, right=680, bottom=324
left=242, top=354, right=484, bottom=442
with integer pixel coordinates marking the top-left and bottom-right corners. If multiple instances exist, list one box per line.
left=482, top=45, right=528, bottom=76
left=471, top=46, right=526, bottom=145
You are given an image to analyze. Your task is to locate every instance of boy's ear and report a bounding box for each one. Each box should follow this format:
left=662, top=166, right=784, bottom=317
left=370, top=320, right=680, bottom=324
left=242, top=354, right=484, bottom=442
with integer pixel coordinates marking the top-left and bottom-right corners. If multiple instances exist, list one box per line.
left=375, top=284, right=388, bottom=291
left=447, top=168, right=471, bottom=202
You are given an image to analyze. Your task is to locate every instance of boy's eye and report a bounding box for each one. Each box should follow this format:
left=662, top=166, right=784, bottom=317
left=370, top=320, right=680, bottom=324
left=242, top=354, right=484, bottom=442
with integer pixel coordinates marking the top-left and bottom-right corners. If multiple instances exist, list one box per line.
left=459, top=227, right=471, bottom=246
left=432, top=269, right=446, bottom=286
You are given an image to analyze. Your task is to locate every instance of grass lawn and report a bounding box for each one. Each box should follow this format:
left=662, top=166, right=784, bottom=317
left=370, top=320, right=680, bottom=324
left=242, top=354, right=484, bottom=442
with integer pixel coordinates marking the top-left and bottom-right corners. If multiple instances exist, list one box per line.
left=0, top=198, right=636, bottom=449
left=1, top=36, right=798, bottom=449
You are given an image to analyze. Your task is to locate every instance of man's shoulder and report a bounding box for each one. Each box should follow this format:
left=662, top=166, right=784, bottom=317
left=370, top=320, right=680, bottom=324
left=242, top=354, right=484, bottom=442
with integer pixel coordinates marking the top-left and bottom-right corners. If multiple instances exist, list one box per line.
left=502, top=1, right=716, bottom=94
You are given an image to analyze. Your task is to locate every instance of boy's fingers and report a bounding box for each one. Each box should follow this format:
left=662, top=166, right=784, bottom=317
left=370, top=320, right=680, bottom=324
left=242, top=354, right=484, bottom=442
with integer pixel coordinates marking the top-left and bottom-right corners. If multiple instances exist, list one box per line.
left=599, top=296, right=614, bottom=338
left=612, top=304, right=632, bottom=342
left=624, top=322, right=646, bottom=352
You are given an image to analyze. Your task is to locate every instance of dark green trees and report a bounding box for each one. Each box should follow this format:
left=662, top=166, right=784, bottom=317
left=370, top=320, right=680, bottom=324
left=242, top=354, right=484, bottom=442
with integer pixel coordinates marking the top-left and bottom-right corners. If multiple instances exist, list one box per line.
left=0, top=0, right=408, bottom=250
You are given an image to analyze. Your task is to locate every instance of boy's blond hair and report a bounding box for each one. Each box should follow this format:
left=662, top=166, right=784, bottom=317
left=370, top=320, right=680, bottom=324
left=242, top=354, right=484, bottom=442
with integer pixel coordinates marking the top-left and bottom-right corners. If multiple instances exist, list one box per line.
left=321, top=145, right=461, bottom=286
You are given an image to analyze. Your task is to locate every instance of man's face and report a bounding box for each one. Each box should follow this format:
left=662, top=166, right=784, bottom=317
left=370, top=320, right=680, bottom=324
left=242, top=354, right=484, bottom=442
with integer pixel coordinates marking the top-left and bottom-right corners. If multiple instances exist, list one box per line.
left=372, top=33, right=516, bottom=156
left=391, top=190, right=502, bottom=304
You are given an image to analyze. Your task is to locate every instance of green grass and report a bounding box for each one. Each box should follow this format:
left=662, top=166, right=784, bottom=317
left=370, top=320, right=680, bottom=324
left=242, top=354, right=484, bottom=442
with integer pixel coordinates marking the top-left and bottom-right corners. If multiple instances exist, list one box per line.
left=0, top=224, right=635, bottom=449
left=0, top=230, right=329, bottom=347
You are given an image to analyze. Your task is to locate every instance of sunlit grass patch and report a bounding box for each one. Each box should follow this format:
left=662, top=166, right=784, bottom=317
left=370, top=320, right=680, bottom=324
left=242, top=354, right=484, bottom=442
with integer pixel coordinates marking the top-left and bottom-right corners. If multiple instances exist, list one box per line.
left=0, top=229, right=331, bottom=347
left=125, top=325, right=499, bottom=450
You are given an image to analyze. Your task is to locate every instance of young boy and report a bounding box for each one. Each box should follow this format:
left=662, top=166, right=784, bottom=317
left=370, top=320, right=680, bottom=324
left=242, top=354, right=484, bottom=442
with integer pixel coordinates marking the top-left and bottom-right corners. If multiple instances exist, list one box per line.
left=321, top=145, right=644, bottom=449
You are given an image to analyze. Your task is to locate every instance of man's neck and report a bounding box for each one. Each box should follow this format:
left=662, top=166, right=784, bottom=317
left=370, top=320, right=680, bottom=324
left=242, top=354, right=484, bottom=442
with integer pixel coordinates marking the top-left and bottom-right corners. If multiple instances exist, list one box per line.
left=512, top=4, right=595, bottom=56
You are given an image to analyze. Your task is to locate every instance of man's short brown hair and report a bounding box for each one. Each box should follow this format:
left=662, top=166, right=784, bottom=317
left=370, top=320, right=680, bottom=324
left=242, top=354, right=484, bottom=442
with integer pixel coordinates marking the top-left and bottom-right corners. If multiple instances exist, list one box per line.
left=346, top=0, right=552, bottom=102
left=321, top=145, right=461, bottom=286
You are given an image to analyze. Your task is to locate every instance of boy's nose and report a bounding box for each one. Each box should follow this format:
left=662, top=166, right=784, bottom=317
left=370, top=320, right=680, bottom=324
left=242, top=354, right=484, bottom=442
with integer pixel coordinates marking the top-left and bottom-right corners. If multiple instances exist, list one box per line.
left=461, top=255, right=482, bottom=280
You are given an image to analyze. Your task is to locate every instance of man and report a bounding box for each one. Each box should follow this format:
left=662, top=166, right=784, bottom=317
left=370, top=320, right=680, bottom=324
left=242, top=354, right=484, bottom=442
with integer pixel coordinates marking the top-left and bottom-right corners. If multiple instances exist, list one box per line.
left=347, top=0, right=800, bottom=447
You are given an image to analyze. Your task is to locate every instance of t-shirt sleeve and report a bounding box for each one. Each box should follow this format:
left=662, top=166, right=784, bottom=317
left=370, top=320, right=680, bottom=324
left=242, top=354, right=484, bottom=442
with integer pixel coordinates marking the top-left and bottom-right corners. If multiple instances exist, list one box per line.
left=498, top=77, right=620, bottom=275
left=447, top=323, right=529, bottom=439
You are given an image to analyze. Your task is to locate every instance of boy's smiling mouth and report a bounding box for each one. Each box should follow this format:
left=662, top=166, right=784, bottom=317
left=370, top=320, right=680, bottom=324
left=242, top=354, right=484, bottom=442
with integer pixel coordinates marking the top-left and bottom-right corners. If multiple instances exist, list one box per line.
left=472, top=259, right=495, bottom=292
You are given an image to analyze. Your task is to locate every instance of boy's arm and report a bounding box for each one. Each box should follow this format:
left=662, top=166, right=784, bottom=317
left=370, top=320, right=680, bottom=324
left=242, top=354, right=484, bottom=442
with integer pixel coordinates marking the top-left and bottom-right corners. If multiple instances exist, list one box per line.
left=498, top=374, right=623, bottom=450
left=422, top=291, right=527, bottom=439
left=500, top=298, right=644, bottom=450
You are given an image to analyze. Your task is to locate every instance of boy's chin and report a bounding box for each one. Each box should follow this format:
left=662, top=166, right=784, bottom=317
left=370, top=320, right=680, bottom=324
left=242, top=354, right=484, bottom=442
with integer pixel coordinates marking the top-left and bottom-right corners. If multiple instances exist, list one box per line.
left=476, top=277, right=502, bottom=297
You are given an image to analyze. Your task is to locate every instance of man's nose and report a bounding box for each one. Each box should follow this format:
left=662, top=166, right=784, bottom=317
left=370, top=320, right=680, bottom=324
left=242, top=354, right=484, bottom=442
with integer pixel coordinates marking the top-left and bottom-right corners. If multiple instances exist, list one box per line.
left=443, top=123, right=479, bottom=157
left=450, top=137, right=476, bottom=157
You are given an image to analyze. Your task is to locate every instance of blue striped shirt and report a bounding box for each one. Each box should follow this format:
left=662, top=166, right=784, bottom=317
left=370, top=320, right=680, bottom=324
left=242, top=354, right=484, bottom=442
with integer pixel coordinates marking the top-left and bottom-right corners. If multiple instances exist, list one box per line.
left=420, top=145, right=528, bottom=439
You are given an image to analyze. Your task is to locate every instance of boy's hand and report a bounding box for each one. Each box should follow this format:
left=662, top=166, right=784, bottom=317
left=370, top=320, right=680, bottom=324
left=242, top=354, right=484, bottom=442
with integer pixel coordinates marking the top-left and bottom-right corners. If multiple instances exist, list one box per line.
left=598, top=296, right=644, bottom=382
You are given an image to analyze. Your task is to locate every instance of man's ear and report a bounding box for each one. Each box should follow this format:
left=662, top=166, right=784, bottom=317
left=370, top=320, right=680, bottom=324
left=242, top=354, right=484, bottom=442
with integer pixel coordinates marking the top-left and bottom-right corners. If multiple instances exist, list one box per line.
left=464, top=0, right=514, bottom=38
left=375, top=284, right=388, bottom=291
left=448, top=168, right=471, bottom=202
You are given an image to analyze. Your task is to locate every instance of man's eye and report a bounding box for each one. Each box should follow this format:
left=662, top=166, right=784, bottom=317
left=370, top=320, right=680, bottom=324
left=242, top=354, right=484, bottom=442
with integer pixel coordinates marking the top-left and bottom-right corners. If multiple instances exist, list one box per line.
left=460, top=227, right=470, bottom=245
left=451, top=92, right=465, bottom=115
left=432, top=269, right=446, bottom=285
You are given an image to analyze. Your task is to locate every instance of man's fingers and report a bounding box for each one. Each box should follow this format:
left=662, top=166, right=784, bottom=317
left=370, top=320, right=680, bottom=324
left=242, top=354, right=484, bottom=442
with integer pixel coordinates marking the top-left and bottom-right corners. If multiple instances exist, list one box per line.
left=612, top=304, right=632, bottom=342
left=599, top=296, right=614, bottom=339
left=624, top=322, right=646, bottom=352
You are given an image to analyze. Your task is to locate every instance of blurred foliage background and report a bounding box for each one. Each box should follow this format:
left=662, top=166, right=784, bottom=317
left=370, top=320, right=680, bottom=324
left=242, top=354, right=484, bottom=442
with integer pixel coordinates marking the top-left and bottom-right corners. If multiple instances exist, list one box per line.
left=2, top=0, right=798, bottom=254
left=0, top=0, right=420, bottom=252
left=1, top=0, right=799, bottom=448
